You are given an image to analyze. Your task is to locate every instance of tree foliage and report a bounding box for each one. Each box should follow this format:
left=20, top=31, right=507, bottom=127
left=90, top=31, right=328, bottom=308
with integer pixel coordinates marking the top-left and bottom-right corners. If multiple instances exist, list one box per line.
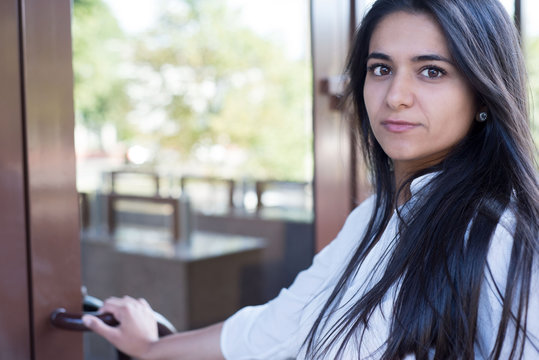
left=127, top=0, right=312, bottom=180
left=73, top=0, right=312, bottom=181
left=72, top=0, right=133, bottom=139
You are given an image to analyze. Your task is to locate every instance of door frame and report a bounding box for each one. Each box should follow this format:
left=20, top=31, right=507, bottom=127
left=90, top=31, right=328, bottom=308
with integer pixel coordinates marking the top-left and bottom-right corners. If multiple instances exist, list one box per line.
left=0, top=0, right=32, bottom=357
left=312, top=0, right=363, bottom=251
left=0, top=0, right=82, bottom=359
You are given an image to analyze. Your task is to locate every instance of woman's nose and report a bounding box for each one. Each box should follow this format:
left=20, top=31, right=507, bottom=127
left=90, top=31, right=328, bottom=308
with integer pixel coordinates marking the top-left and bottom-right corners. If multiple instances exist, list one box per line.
left=385, top=73, right=414, bottom=110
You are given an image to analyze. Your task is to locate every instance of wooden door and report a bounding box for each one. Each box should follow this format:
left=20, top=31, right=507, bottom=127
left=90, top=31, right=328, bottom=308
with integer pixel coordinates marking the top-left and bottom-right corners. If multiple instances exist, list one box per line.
left=0, top=0, right=82, bottom=359
left=0, top=0, right=366, bottom=357
left=312, top=0, right=360, bottom=251
left=0, top=1, right=32, bottom=357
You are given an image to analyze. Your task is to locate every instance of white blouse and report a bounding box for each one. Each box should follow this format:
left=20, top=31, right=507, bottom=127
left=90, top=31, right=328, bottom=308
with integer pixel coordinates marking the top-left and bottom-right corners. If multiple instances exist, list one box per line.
left=220, top=175, right=539, bottom=359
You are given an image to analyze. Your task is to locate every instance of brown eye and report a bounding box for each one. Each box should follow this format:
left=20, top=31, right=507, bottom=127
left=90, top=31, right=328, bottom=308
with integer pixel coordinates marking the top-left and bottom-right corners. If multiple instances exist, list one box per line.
left=420, top=66, right=445, bottom=79
left=372, top=65, right=391, bottom=76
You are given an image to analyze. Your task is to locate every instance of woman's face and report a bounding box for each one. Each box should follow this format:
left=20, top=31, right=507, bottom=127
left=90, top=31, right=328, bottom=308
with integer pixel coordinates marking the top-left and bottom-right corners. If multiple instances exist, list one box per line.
left=364, top=11, right=476, bottom=176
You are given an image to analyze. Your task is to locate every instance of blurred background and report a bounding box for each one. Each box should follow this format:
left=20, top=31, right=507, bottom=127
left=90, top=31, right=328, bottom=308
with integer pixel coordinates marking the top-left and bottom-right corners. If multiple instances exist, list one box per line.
left=72, top=0, right=538, bottom=358
left=73, top=0, right=316, bottom=357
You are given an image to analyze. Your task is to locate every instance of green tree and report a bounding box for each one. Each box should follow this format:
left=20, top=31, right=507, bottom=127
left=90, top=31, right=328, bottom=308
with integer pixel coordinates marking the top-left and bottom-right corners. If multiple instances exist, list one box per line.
left=130, top=0, right=312, bottom=180
left=72, top=0, right=133, bottom=142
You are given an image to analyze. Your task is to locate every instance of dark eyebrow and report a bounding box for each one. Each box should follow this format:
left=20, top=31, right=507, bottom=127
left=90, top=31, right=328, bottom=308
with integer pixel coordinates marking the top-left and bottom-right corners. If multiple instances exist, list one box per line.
left=412, top=54, right=454, bottom=65
left=366, top=52, right=391, bottom=61
left=367, top=52, right=454, bottom=65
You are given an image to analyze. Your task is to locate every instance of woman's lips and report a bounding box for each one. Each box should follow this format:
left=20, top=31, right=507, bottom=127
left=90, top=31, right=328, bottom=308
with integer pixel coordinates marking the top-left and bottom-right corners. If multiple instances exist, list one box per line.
left=381, top=119, right=420, bottom=133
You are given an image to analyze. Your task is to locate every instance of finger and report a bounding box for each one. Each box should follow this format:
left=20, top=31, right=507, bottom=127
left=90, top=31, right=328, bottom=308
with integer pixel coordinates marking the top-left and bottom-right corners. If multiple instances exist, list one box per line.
left=101, top=296, right=139, bottom=313
left=100, top=296, right=135, bottom=313
left=102, top=296, right=127, bottom=307
left=137, top=298, right=153, bottom=310
left=121, top=295, right=141, bottom=307
left=98, top=302, right=124, bottom=317
left=82, top=314, right=121, bottom=342
left=99, top=296, right=147, bottom=323
left=105, top=296, right=122, bottom=302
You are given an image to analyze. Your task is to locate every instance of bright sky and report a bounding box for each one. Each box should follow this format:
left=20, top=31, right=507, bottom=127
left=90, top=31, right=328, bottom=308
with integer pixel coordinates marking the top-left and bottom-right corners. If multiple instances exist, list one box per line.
left=228, top=0, right=309, bottom=59
left=103, top=0, right=157, bottom=33
left=103, top=0, right=309, bottom=59
left=103, top=0, right=538, bottom=43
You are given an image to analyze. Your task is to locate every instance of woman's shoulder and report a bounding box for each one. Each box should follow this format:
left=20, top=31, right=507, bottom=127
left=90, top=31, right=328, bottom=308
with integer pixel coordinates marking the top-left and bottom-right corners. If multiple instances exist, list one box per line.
left=315, top=195, right=377, bottom=258
left=478, top=204, right=539, bottom=358
left=495, top=204, right=517, bottom=236
left=487, top=205, right=517, bottom=256
left=337, top=195, right=377, bottom=236
left=348, top=195, right=377, bottom=222
left=485, top=206, right=516, bottom=261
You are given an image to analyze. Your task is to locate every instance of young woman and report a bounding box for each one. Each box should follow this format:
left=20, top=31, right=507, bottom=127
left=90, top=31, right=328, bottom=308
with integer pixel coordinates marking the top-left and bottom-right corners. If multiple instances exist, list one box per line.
left=83, top=0, right=539, bottom=358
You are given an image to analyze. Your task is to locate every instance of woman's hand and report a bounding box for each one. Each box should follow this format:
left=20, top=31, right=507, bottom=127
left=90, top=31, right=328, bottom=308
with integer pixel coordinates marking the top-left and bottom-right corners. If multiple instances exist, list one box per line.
left=82, top=295, right=158, bottom=358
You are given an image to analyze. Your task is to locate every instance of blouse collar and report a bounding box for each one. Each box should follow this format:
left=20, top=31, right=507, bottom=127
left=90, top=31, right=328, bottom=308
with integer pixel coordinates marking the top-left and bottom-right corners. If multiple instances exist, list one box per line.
left=409, top=172, right=439, bottom=197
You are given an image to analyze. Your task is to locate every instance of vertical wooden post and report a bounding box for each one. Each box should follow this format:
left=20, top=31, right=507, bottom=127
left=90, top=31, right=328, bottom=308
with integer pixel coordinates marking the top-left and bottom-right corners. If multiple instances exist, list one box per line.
left=21, top=0, right=83, bottom=358
left=311, top=0, right=355, bottom=251
left=0, top=0, right=32, bottom=357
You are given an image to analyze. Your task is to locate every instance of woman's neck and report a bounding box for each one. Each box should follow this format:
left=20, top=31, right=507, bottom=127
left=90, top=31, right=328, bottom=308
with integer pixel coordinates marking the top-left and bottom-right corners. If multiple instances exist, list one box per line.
left=393, top=162, right=414, bottom=206
left=392, top=155, right=447, bottom=204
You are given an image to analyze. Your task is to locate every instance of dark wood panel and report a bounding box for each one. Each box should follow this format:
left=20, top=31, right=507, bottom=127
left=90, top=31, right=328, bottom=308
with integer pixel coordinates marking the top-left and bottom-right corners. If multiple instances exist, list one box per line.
left=311, top=0, right=354, bottom=251
left=0, top=0, right=32, bottom=358
left=21, top=0, right=82, bottom=358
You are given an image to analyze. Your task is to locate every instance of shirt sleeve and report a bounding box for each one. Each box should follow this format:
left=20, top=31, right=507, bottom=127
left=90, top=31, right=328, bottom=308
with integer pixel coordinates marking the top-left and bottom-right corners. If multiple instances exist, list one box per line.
left=475, top=217, right=539, bottom=359
left=220, top=196, right=375, bottom=360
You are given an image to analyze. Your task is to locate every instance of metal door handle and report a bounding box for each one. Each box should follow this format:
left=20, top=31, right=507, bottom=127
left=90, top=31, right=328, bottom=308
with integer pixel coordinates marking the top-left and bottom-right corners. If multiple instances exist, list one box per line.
left=50, top=307, right=174, bottom=336
left=50, top=294, right=176, bottom=360
left=50, top=294, right=176, bottom=336
left=50, top=308, right=118, bottom=331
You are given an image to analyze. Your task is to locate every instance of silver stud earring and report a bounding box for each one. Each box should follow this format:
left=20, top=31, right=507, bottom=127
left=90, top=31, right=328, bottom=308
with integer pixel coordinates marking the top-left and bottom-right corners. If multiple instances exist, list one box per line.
left=477, top=112, right=488, bottom=122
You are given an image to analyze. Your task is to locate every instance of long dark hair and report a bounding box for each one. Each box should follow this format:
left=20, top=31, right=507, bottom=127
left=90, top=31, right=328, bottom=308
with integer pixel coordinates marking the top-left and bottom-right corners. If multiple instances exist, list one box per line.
left=304, top=0, right=539, bottom=358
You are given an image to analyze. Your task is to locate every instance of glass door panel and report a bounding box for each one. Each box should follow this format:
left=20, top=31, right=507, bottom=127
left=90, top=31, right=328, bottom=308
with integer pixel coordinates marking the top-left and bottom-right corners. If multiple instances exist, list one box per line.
left=72, top=0, right=314, bottom=358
